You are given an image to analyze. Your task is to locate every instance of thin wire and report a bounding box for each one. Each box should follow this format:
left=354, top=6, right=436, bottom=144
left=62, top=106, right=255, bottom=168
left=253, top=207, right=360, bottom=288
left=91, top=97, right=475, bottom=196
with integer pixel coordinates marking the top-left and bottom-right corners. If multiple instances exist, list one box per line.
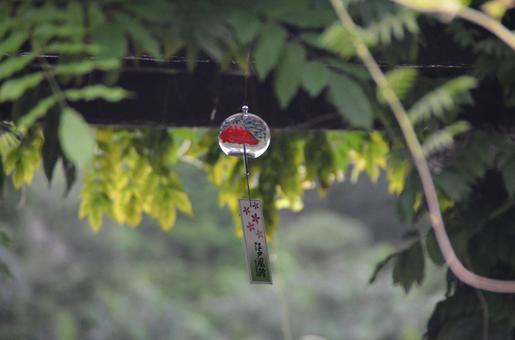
left=243, top=144, right=252, bottom=202
left=243, top=50, right=251, bottom=107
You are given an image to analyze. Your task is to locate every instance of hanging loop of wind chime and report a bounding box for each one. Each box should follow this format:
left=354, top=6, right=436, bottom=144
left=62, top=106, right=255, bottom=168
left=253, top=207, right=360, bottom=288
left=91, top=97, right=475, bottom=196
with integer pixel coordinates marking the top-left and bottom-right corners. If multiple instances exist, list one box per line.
left=218, top=105, right=272, bottom=284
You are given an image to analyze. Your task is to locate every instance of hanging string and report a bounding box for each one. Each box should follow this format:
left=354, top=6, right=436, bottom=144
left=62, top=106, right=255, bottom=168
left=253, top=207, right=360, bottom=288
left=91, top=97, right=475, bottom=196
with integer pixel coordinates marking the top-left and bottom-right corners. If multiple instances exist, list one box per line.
left=243, top=50, right=251, bottom=107
left=241, top=50, right=252, bottom=202
left=242, top=105, right=252, bottom=202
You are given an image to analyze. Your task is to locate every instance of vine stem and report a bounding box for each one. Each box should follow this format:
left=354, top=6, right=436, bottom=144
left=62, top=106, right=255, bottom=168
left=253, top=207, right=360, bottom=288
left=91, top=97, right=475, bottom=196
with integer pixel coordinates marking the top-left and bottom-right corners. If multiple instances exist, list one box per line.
left=393, top=0, right=515, bottom=51
left=329, top=0, right=515, bottom=293
left=457, top=6, right=515, bottom=51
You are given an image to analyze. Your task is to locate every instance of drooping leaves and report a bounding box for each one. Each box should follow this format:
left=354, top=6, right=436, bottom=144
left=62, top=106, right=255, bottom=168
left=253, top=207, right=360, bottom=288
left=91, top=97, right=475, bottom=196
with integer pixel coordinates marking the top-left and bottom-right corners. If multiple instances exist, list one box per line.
left=392, top=240, right=425, bottom=293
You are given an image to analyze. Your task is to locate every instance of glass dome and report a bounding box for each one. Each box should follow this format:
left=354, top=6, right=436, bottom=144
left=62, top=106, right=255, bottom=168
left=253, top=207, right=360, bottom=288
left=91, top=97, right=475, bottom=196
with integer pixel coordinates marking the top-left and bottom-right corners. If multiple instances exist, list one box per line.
left=218, top=109, right=270, bottom=158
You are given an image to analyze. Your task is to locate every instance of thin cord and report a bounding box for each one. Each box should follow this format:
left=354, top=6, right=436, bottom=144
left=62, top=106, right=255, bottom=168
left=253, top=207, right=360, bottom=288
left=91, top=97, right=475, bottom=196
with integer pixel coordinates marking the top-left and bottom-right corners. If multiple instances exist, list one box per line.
left=243, top=50, right=251, bottom=107
left=243, top=144, right=252, bottom=202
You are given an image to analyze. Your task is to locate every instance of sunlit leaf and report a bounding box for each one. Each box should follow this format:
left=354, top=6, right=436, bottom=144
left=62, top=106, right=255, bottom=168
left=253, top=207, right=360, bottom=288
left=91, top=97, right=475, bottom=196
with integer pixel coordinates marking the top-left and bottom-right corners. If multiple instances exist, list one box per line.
left=0, top=54, right=35, bottom=81
left=64, top=85, right=129, bottom=102
left=0, top=73, right=43, bottom=103
left=0, top=32, right=28, bottom=57
left=378, top=68, right=417, bottom=103
left=17, top=96, right=57, bottom=130
left=58, top=108, right=96, bottom=168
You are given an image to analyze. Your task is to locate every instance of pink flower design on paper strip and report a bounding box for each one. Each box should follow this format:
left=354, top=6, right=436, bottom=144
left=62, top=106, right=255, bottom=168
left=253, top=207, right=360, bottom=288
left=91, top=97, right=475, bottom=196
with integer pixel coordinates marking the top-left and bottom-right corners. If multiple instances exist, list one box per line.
left=246, top=222, right=256, bottom=232
left=251, top=213, right=260, bottom=223
left=242, top=206, right=251, bottom=215
left=256, top=230, right=264, bottom=239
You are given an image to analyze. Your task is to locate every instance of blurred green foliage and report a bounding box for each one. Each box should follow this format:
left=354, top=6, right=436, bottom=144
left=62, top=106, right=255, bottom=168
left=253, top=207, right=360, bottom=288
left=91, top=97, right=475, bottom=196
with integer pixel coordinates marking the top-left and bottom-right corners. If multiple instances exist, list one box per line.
left=0, top=0, right=514, bottom=338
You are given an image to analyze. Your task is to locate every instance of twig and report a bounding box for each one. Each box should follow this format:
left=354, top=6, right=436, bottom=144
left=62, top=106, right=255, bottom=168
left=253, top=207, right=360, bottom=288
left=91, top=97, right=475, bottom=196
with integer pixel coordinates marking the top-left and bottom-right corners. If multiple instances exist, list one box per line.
left=329, top=0, right=515, bottom=293
left=38, top=57, right=68, bottom=111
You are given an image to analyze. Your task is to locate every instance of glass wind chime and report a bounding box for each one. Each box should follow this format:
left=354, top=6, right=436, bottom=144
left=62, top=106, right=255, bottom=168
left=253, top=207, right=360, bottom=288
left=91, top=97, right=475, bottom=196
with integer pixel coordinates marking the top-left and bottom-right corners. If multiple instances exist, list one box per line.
left=218, top=105, right=272, bottom=284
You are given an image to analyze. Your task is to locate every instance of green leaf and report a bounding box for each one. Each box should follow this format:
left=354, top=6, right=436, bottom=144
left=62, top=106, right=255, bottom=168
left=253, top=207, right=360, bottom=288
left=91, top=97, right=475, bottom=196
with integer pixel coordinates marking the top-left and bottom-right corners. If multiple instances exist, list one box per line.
left=409, top=76, right=477, bottom=125
left=32, top=24, right=84, bottom=46
left=115, top=13, right=162, bottom=58
left=17, top=96, right=57, bottom=130
left=393, top=241, right=425, bottom=293
left=0, top=54, right=35, bottom=81
left=434, top=170, right=471, bottom=202
left=501, top=155, right=515, bottom=196
left=274, top=42, right=306, bottom=108
left=64, top=85, right=129, bottom=102
left=54, top=59, right=120, bottom=76
left=378, top=68, right=417, bottom=103
left=327, top=73, right=373, bottom=129
left=90, top=21, right=127, bottom=59
left=0, top=73, right=44, bottom=103
left=172, top=190, right=193, bottom=216
left=228, top=11, right=262, bottom=44
left=62, top=157, right=76, bottom=196
left=45, top=42, right=101, bottom=55
left=0, top=32, right=28, bottom=57
left=397, top=173, right=418, bottom=224
left=58, top=108, right=96, bottom=168
left=254, top=23, right=287, bottom=80
left=42, top=110, right=61, bottom=184
left=274, top=7, right=335, bottom=28
left=425, top=229, right=445, bottom=266
left=321, top=24, right=357, bottom=59
left=422, top=121, right=470, bottom=157
left=302, top=61, right=329, bottom=97
left=369, top=251, right=400, bottom=284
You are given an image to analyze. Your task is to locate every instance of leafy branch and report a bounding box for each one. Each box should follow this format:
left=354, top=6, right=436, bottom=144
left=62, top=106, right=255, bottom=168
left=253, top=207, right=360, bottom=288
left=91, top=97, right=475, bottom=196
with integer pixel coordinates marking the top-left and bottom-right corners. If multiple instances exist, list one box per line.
left=329, top=0, right=515, bottom=293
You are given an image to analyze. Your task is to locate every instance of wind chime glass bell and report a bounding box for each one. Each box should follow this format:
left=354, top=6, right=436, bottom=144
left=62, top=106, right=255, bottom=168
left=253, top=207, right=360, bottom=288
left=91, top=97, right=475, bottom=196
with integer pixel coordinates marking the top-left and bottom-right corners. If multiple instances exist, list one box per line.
left=218, top=106, right=271, bottom=158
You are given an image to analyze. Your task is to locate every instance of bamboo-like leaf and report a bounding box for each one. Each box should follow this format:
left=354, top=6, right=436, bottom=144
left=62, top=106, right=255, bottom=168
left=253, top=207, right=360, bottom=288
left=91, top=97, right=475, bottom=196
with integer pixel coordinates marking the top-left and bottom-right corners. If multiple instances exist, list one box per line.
left=421, top=121, right=470, bottom=157
left=377, top=68, right=417, bottom=103
left=0, top=73, right=43, bottom=103
left=115, top=13, right=162, bottom=58
left=64, top=85, right=129, bottom=102
left=0, top=54, right=35, bottom=81
left=0, top=32, right=28, bottom=57
left=54, top=59, right=120, bottom=76
left=45, top=42, right=101, bottom=55
left=17, top=96, right=57, bottom=130
left=409, top=76, right=477, bottom=125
